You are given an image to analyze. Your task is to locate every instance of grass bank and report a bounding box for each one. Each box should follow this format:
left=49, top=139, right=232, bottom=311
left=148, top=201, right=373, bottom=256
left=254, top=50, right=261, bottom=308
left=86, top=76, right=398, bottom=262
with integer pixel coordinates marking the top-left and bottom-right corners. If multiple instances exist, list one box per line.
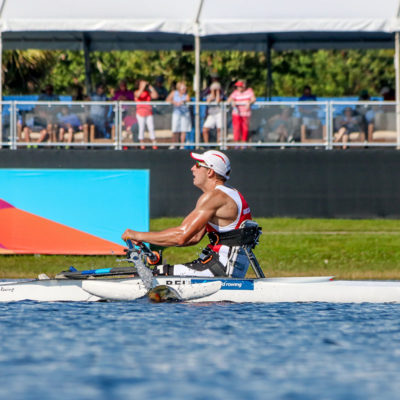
left=1, top=218, right=399, bottom=279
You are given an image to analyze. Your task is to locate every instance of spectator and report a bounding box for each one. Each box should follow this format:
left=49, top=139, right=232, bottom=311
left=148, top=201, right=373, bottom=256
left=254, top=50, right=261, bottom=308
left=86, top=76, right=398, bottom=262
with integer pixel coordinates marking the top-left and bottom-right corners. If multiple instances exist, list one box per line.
left=88, top=83, right=110, bottom=139
left=356, top=90, right=374, bottom=140
left=298, top=85, right=317, bottom=101
left=134, top=80, right=159, bottom=150
left=112, top=80, right=134, bottom=101
left=170, top=81, right=177, bottom=91
left=108, top=87, right=115, bottom=99
left=38, top=84, right=59, bottom=102
left=71, top=79, right=86, bottom=101
left=227, top=80, right=256, bottom=145
left=380, top=86, right=395, bottom=101
left=334, top=107, right=364, bottom=149
left=268, top=107, right=296, bottom=143
left=112, top=80, right=134, bottom=133
left=153, top=75, right=168, bottom=101
left=201, top=71, right=220, bottom=97
left=202, top=81, right=224, bottom=144
left=57, top=106, right=83, bottom=145
left=166, top=81, right=192, bottom=149
left=298, top=85, right=321, bottom=142
left=33, top=84, right=60, bottom=143
left=123, top=106, right=138, bottom=144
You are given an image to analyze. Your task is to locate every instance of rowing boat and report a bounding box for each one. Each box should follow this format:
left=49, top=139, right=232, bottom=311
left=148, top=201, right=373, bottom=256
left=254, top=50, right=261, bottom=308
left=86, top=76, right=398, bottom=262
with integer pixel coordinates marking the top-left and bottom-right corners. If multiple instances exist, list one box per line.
left=81, top=276, right=400, bottom=303
left=2, top=241, right=400, bottom=303
left=2, top=275, right=400, bottom=303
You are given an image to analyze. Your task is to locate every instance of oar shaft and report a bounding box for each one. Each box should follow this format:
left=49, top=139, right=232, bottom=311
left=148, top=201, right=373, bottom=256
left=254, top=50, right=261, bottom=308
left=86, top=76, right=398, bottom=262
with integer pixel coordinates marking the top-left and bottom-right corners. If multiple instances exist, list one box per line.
left=56, top=266, right=137, bottom=279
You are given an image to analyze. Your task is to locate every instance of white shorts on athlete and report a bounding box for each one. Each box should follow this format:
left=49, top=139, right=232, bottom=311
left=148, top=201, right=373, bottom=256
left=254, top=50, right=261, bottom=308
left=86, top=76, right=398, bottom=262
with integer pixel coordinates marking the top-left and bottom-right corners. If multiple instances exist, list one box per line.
left=172, top=112, right=192, bottom=133
left=172, top=264, right=214, bottom=277
left=160, top=246, right=250, bottom=278
left=203, top=112, right=222, bottom=130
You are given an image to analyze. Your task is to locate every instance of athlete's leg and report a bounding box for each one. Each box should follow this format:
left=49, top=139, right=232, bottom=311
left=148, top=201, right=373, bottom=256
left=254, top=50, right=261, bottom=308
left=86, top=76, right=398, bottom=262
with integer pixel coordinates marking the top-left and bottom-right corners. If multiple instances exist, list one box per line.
left=155, top=264, right=214, bottom=277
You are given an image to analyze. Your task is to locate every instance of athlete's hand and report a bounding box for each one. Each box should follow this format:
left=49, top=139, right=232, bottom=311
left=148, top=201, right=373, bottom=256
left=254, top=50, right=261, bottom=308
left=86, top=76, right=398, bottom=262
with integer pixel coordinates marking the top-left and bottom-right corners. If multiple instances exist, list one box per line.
left=122, top=229, right=142, bottom=245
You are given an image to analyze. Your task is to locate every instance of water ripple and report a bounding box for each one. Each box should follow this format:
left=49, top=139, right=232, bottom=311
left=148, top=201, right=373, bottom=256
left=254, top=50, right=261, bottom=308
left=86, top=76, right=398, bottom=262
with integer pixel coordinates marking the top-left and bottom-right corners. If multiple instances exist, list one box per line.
left=0, top=302, right=400, bottom=399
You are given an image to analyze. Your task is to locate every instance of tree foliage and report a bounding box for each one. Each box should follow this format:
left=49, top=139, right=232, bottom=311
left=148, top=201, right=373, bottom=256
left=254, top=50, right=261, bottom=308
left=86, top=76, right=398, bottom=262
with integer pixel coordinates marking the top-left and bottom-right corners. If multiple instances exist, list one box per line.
left=2, top=50, right=56, bottom=94
left=2, top=48, right=396, bottom=98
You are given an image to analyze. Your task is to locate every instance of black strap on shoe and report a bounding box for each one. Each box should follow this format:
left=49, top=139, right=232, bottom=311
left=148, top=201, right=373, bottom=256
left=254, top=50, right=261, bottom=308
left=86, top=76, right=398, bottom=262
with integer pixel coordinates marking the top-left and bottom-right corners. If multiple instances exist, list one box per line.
left=184, top=248, right=227, bottom=277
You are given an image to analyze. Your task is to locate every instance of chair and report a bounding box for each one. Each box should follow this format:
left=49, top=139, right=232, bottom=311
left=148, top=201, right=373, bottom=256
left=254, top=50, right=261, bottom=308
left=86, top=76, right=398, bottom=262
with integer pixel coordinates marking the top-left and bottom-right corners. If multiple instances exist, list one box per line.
left=61, top=123, right=89, bottom=144
left=89, top=124, right=115, bottom=143
left=368, top=112, right=396, bottom=143
left=301, top=118, right=326, bottom=143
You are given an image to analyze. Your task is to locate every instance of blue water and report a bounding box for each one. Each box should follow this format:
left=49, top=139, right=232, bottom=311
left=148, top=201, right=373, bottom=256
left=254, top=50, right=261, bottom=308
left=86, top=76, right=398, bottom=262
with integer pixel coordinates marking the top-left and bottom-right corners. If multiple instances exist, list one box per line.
left=1, top=301, right=400, bottom=400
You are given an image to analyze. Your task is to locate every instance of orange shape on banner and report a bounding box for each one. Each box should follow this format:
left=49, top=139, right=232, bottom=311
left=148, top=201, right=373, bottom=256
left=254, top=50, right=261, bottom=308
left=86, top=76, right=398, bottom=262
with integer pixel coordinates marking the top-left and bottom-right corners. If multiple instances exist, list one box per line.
left=0, top=199, right=125, bottom=255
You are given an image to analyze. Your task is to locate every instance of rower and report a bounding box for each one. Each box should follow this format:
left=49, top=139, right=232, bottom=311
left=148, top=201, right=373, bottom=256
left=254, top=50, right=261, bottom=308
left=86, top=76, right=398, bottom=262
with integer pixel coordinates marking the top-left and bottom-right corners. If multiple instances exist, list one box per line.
left=121, top=150, right=263, bottom=278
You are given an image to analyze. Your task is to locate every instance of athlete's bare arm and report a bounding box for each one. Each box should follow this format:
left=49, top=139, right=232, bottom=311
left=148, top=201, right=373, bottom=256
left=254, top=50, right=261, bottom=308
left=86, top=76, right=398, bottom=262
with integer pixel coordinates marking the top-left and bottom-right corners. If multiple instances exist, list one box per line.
left=122, top=190, right=231, bottom=247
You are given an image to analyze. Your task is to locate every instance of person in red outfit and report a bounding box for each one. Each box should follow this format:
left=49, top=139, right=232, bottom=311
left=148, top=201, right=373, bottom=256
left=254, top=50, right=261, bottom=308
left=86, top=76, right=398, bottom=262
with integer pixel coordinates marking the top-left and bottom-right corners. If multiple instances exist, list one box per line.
left=227, top=80, right=256, bottom=145
left=134, top=80, right=159, bottom=149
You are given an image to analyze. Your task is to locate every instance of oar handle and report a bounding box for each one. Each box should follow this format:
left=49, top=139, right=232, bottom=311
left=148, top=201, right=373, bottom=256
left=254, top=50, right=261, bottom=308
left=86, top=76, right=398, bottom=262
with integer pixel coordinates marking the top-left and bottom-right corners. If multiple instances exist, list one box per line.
left=126, top=240, right=160, bottom=265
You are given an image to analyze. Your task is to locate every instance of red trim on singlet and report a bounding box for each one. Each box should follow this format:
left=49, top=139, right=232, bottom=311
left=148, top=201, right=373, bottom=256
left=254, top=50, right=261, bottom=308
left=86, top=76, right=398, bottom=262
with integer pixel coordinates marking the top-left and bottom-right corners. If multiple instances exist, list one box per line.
left=236, top=191, right=252, bottom=228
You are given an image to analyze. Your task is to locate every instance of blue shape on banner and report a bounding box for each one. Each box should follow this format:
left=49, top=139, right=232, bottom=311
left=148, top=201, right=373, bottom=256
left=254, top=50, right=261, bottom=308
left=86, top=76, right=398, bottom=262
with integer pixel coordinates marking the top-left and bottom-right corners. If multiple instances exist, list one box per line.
left=0, top=169, right=149, bottom=245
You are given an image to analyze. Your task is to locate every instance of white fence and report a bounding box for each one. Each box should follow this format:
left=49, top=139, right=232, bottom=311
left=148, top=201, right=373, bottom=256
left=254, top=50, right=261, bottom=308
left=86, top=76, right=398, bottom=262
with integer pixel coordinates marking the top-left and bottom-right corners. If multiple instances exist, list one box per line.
left=0, top=100, right=398, bottom=150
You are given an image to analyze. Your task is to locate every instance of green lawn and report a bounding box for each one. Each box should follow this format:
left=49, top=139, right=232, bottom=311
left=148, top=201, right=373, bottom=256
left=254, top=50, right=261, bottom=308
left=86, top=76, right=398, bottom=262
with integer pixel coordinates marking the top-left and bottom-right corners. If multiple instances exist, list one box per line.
left=1, top=218, right=400, bottom=279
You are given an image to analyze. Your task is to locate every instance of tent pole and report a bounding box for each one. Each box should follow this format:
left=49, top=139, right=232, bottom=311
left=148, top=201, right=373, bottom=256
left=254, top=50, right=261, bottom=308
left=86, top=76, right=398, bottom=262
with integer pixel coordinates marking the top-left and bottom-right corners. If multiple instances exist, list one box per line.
left=266, top=39, right=272, bottom=100
left=195, top=33, right=201, bottom=148
left=0, top=30, right=2, bottom=103
left=0, top=1, right=7, bottom=148
left=83, top=34, right=93, bottom=96
left=194, top=0, right=204, bottom=149
left=396, top=32, right=400, bottom=149
left=0, top=0, right=6, bottom=105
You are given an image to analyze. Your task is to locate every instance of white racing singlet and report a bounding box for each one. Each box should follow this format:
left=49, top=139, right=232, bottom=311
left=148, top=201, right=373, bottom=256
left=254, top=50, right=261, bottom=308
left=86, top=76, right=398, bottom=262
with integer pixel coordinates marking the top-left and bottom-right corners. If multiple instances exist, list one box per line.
left=205, top=185, right=252, bottom=278
left=206, top=185, right=252, bottom=233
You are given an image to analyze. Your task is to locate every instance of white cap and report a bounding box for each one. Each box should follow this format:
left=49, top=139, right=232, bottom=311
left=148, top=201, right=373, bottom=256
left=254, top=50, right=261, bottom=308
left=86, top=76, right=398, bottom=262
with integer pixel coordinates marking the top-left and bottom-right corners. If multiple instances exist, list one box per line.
left=191, top=150, right=231, bottom=180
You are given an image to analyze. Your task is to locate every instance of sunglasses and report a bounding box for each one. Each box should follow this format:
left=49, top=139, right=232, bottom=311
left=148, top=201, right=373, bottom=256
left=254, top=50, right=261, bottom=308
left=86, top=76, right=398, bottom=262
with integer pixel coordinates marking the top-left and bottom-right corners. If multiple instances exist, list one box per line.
left=195, top=161, right=210, bottom=169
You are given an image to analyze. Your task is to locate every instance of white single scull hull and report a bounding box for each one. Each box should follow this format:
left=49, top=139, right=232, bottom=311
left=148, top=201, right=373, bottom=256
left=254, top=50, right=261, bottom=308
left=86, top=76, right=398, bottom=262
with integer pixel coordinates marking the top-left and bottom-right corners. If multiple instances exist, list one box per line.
left=0, top=279, right=101, bottom=302
left=2, top=276, right=400, bottom=303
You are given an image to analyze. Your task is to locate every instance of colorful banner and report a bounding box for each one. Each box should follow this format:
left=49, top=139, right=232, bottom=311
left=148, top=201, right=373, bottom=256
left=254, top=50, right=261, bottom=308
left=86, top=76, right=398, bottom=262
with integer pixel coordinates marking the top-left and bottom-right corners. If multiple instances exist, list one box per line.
left=0, top=169, right=149, bottom=255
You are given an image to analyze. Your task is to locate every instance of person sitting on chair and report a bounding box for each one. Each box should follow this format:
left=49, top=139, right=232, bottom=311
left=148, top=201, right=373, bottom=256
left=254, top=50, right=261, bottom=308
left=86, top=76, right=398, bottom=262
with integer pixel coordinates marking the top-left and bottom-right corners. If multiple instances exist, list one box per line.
left=334, top=107, right=364, bottom=149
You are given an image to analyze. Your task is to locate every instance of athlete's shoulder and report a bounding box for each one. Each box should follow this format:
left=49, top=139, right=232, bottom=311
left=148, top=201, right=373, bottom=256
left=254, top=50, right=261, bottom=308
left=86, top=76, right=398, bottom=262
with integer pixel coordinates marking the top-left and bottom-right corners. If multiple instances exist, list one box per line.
left=196, top=187, right=228, bottom=208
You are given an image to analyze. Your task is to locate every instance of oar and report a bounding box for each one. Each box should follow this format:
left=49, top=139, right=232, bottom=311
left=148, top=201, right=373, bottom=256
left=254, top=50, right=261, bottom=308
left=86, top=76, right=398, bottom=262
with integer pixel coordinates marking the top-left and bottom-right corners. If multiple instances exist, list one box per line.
left=55, top=266, right=137, bottom=279
left=55, top=241, right=161, bottom=280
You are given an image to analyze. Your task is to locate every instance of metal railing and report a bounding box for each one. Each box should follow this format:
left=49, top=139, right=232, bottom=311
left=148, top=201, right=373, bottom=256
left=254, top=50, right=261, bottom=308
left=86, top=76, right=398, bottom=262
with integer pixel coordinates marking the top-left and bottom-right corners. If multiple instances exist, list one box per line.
left=0, top=100, right=398, bottom=150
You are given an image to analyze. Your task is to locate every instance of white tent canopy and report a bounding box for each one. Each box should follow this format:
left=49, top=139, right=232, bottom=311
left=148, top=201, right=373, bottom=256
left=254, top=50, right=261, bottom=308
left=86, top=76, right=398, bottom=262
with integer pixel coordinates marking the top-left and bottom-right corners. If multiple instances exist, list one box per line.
left=0, top=0, right=400, bottom=51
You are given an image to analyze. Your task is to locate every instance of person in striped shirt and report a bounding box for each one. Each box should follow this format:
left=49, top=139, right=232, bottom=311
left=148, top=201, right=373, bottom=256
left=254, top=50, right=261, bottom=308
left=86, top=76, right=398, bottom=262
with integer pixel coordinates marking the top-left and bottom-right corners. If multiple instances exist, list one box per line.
left=227, top=80, right=256, bottom=144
